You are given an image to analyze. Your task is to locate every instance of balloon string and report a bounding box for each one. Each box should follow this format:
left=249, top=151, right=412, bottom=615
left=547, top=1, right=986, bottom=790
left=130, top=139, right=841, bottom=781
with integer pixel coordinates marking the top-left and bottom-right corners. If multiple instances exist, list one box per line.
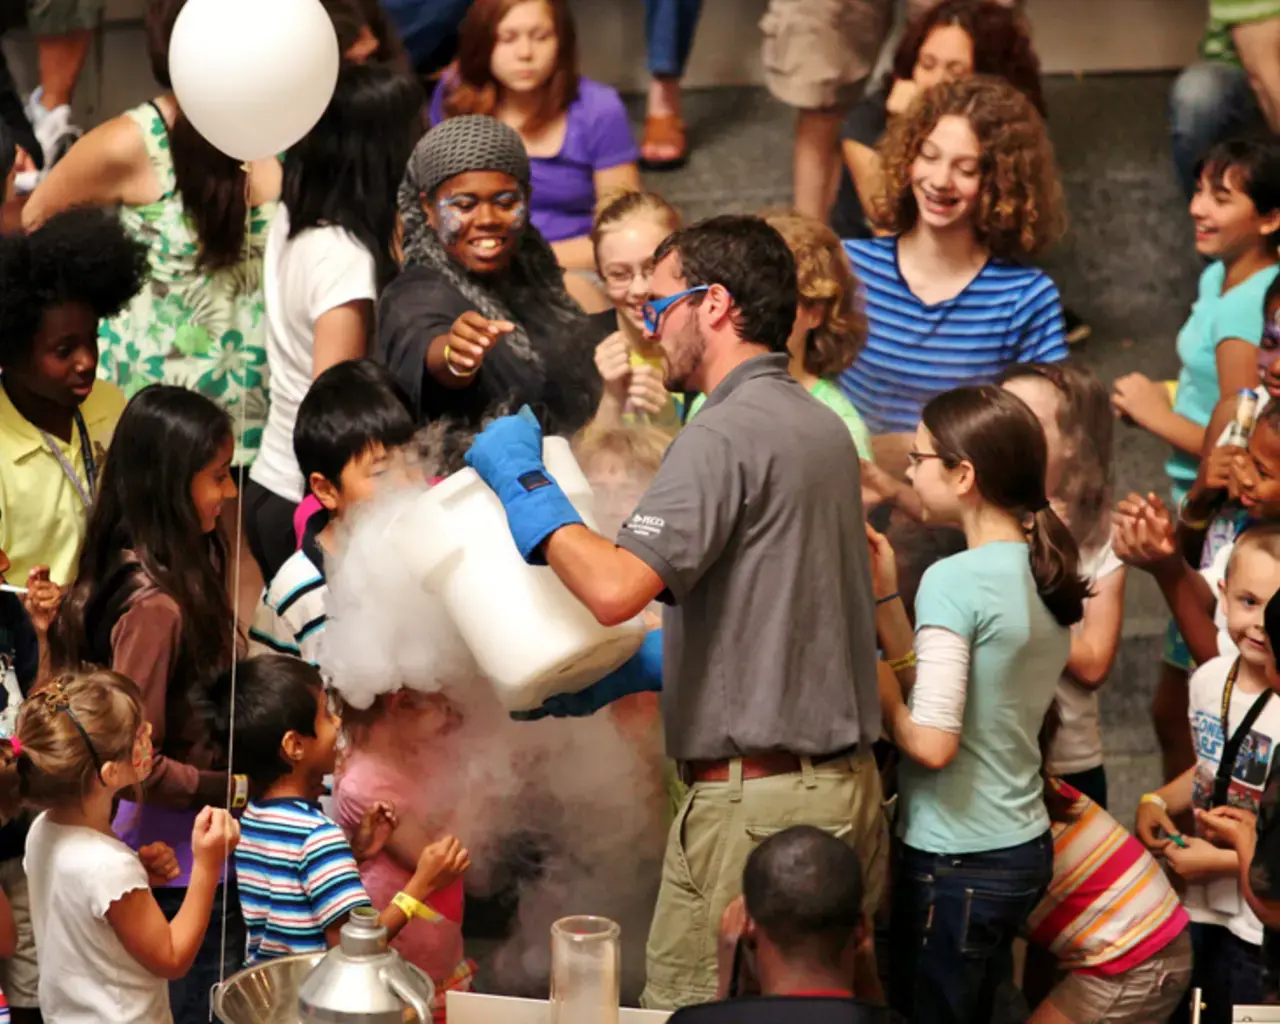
left=213, top=161, right=253, bottom=1020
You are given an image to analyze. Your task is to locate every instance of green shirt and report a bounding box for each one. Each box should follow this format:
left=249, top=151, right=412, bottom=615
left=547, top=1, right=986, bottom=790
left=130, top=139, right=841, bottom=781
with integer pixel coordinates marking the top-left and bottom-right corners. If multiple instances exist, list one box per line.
left=687, top=377, right=872, bottom=460
left=1202, top=2, right=1280, bottom=65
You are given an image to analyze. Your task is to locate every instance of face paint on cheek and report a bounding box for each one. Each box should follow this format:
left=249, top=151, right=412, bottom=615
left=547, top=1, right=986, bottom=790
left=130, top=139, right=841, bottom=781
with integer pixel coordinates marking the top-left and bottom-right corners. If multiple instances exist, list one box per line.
left=437, top=199, right=467, bottom=247
left=510, top=197, right=528, bottom=231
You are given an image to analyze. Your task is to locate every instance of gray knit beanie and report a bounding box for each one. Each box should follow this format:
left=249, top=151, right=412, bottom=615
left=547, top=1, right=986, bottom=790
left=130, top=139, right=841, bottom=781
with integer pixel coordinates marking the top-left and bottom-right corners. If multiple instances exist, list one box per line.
left=408, top=115, right=531, bottom=198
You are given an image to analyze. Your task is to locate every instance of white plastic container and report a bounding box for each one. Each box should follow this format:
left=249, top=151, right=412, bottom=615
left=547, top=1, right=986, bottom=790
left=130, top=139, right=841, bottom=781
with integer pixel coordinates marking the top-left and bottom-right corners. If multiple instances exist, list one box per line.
left=403, top=437, right=647, bottom=712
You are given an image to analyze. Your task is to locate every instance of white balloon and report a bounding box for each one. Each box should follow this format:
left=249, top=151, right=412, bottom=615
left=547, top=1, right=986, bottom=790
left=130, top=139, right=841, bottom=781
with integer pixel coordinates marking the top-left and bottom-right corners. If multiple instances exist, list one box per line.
left=168, top=0, right=340, bottom=162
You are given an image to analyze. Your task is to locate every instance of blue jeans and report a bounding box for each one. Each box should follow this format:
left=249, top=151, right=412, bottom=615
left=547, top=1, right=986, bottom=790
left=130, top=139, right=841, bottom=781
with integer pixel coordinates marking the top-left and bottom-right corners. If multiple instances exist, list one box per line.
left=382, top=0, right=473, bottom=72
left=889, top=832, right=1053, bottom=1024
left=1170, top=61, right=1263, bottom=200
left=154, top=883, right=246, bottom=1024
left=645, top=0, right=702, bottom=79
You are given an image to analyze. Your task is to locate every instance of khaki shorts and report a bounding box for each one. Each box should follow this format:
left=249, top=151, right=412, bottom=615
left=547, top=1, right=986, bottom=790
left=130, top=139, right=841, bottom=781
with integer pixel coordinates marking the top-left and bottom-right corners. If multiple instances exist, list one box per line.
left=760, top=0, right=1026, bottom=110
left=0, top=857, right=38, bottom=1009
left=640, top=750, right=888, bottom=1010
left=26, top=0, right=103, bottom=35
left=761, top=0, right=893, bottom=110
left=1047, top=930, right=1193, bottom=1024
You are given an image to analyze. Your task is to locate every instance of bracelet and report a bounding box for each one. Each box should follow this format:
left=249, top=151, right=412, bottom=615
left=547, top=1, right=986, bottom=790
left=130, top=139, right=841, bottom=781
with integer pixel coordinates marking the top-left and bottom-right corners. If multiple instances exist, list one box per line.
left=875, top=592, right=900, bottom=606
left=1139, top=792, right=1168, bottom=812
left=1176, top=495, right=1211, bottom=531
left=442, top=343, right=478, bottom=379
left=392, top=890, right=441, bottom=922
left=888, top=651, right=917, bottom=673
left=231, top=774, right=249, bottom=811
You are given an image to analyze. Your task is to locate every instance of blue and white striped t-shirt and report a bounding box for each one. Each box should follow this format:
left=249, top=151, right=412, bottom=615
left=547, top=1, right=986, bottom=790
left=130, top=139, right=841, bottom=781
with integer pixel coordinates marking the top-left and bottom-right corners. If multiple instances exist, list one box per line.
left=839, top=237, right=1068, bottom=434
left=237, top=798, right=372, bottom=964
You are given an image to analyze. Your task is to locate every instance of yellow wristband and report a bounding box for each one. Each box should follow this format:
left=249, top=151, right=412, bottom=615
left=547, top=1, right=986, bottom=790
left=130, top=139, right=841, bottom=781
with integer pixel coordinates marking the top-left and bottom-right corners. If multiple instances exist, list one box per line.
left=392, top=891, right=441, bottom=922
left=231, top=775, right=249, bottom=810
left=1140, top=792, right=1168, bottom=812
left=888, top=652, right=917, bottom=673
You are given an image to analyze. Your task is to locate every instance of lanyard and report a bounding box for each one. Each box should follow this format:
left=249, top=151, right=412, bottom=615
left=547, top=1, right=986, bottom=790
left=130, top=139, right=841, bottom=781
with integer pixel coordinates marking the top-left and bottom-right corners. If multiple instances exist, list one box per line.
left=1213, top=656, right=1274, bottom=807
left=37, top=410, right=96, bottom=511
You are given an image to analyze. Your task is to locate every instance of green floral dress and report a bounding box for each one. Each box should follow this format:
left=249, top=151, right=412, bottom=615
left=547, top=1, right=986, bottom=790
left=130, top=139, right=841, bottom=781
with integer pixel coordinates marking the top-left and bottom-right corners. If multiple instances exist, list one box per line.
left=97, top=103, right=275, bottom=465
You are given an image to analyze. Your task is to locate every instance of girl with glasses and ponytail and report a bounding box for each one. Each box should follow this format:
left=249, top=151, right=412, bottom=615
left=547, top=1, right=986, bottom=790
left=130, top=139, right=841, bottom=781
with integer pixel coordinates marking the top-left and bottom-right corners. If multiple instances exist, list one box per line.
left=867, top=384, right=1089, bottom=1024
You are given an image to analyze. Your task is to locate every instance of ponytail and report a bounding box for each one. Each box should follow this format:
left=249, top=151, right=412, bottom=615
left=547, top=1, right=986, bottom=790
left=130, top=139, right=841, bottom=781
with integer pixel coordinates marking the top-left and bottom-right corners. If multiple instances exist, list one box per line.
left=921, top=384, right=1091, bottom=629
left=1027, top=504, right=1089, bottom=627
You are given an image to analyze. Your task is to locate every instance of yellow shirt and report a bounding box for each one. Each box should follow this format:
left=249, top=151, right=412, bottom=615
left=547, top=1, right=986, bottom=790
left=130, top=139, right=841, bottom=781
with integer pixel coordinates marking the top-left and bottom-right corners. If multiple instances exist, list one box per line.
left=0, top=381, right=127, bottom=585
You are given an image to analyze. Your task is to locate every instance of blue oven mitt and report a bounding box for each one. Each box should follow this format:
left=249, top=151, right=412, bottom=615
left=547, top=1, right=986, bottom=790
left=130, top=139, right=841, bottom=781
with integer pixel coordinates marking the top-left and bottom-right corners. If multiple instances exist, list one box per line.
left=465, top=406, right=583, bottom=564
left=513, top=629, right=664, bottom=721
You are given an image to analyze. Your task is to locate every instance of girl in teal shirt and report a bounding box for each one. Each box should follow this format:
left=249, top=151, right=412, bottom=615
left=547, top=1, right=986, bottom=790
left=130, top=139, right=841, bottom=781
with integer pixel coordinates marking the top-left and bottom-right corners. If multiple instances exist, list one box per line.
left=869, top=384, right=1089, bottom=1024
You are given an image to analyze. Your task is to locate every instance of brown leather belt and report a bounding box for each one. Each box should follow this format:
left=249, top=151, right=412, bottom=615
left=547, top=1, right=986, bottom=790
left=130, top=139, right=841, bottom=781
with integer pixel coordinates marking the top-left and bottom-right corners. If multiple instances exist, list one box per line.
left=681, top=747, right=857, bottom=785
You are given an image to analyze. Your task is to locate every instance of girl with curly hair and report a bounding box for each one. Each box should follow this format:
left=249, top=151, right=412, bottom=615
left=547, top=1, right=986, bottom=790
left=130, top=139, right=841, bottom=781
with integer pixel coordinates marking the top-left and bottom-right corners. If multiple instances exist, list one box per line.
left=832, top=0, right=1041, bottom=241
left=838, top=75, right=1067, bottom=473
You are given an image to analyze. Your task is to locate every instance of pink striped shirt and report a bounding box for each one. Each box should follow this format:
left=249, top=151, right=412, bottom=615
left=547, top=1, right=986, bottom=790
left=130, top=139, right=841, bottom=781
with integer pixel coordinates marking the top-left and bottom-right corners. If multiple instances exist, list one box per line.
left=1026, top=781, right=1188, bottom=975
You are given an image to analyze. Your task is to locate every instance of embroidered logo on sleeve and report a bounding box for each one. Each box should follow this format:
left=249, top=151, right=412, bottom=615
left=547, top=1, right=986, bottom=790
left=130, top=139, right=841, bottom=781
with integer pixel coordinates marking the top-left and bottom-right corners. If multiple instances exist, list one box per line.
left=518, top=470, right=553, bottom=492
left=626, top=514, right=666, bottom=539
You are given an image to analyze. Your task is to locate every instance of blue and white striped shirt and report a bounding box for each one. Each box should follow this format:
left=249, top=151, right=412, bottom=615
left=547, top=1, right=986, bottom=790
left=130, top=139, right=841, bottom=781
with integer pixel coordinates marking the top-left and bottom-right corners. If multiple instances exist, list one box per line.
left=237, top=798, right=371, bottom=964
left=839, top=237, right=1068, bottom=434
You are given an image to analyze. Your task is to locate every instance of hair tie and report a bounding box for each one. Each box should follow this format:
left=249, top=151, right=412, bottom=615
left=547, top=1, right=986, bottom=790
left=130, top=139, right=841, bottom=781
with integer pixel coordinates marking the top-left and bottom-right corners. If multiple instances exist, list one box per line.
left=8, top=737, right=21, bottom=759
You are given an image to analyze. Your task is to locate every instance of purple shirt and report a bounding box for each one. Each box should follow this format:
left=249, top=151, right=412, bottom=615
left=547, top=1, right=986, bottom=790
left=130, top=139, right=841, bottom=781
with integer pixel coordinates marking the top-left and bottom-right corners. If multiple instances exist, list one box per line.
left=429, top=76, right=637, bottom=243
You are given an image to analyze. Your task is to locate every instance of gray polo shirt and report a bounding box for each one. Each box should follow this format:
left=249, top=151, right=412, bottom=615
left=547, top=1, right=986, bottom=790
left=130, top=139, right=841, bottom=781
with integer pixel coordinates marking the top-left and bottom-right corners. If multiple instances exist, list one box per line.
left=616, top=353, right=881, bottom=762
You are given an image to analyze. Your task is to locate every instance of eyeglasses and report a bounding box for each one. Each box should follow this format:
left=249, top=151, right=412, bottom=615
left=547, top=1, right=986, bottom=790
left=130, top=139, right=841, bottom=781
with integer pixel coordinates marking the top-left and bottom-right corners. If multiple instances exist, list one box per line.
left=906, top=450, right=945, bottom=468
left=641, top=286, right=710, bottom=334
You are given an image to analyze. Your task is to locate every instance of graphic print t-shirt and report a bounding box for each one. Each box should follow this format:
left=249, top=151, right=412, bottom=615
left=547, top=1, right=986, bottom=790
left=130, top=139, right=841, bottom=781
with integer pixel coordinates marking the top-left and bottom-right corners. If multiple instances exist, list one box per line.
left=1187, top=655, right=1280, bottom=944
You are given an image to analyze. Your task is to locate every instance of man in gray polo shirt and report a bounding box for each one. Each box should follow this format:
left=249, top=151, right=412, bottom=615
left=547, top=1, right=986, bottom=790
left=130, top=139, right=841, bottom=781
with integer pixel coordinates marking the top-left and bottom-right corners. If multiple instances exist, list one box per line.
left=464, top=215, right=885, bottom=1010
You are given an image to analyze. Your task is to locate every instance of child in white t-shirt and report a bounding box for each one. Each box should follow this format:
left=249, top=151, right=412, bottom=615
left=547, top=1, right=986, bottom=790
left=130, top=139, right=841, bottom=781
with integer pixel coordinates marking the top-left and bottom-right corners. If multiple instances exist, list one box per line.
left=1136, top=526, right=1280, bottom=1020
left=11, top=670, right=239, bottom=1024
left=1001, top=363, right=1124, bottom=808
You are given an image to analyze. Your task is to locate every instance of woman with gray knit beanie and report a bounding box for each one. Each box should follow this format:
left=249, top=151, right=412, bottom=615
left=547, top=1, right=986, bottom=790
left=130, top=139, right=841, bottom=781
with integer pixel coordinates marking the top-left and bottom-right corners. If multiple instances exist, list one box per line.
left=378, top=114, right=603, bottom=441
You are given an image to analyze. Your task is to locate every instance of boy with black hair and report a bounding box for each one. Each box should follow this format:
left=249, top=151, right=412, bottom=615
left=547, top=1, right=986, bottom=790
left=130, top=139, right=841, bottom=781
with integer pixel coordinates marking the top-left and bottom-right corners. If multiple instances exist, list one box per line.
left=249, top=359, right=416, bottom=663
left=669, top=825, right=885, bottom=1024
left=0, top=208, right=145, bottom=586
left=227, top=654, right=469, bottom=965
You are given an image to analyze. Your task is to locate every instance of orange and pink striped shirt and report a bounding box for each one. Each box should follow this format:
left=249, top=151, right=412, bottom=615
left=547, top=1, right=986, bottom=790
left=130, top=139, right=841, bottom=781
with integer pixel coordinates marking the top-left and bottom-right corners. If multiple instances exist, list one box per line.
left=1026, top=781, right=1188, bottom=975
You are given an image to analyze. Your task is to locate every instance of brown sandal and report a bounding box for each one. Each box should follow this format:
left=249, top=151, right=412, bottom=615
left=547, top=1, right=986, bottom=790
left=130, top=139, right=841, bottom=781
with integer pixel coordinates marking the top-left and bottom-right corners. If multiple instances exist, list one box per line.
left=639, top=114, right=688, bottom=171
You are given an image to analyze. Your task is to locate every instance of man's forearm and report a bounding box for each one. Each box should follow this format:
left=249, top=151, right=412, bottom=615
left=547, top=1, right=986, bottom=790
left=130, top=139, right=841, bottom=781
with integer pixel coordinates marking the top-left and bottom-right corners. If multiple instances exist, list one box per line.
left=543, top=525, right=664, bottom=626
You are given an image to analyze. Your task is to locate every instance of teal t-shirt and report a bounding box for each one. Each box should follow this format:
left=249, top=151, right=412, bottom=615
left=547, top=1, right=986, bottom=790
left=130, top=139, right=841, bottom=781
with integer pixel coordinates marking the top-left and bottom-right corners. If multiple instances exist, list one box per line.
left=898, top=542, right=1069, bottom=855
left=1167, top=260, right=1279, bottom=503
left=686, top=378, right=873, bottom=460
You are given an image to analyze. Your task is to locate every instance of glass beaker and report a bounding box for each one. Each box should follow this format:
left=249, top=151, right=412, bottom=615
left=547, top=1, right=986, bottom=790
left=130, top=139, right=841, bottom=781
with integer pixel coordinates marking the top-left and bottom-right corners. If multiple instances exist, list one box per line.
left=549, top=916, right=620, bottom=1024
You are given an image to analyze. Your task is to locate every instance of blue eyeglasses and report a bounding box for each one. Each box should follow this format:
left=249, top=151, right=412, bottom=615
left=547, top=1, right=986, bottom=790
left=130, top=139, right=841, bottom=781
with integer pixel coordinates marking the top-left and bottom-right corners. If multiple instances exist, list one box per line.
left=641, top=286, right=710, bottom=334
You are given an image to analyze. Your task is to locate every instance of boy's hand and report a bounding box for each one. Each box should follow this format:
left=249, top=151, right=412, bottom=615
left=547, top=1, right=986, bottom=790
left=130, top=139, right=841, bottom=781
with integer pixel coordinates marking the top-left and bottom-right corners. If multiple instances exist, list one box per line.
left=1163, top=835, right=1231, bottom=881
left=1112, top=493, right=1177, bottom=570
left=1136, top=796, right=1177, bottom=851
left=190, top=807, right=241, bottom=871
left=352, top=801, right=399, bottom=863
left=716, top=896, right=750, bottom=999
left=1200, top=446, right=1246, bottom=494
left=139, top=842, right=181, bottom=887
left=1112, top=372, right=1171, bottom=428
left=22, top=567, right=61, bottom=635
left=1197, top=806, right=1258, bottom=864
left=413, top=835, right=471, bottom=894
